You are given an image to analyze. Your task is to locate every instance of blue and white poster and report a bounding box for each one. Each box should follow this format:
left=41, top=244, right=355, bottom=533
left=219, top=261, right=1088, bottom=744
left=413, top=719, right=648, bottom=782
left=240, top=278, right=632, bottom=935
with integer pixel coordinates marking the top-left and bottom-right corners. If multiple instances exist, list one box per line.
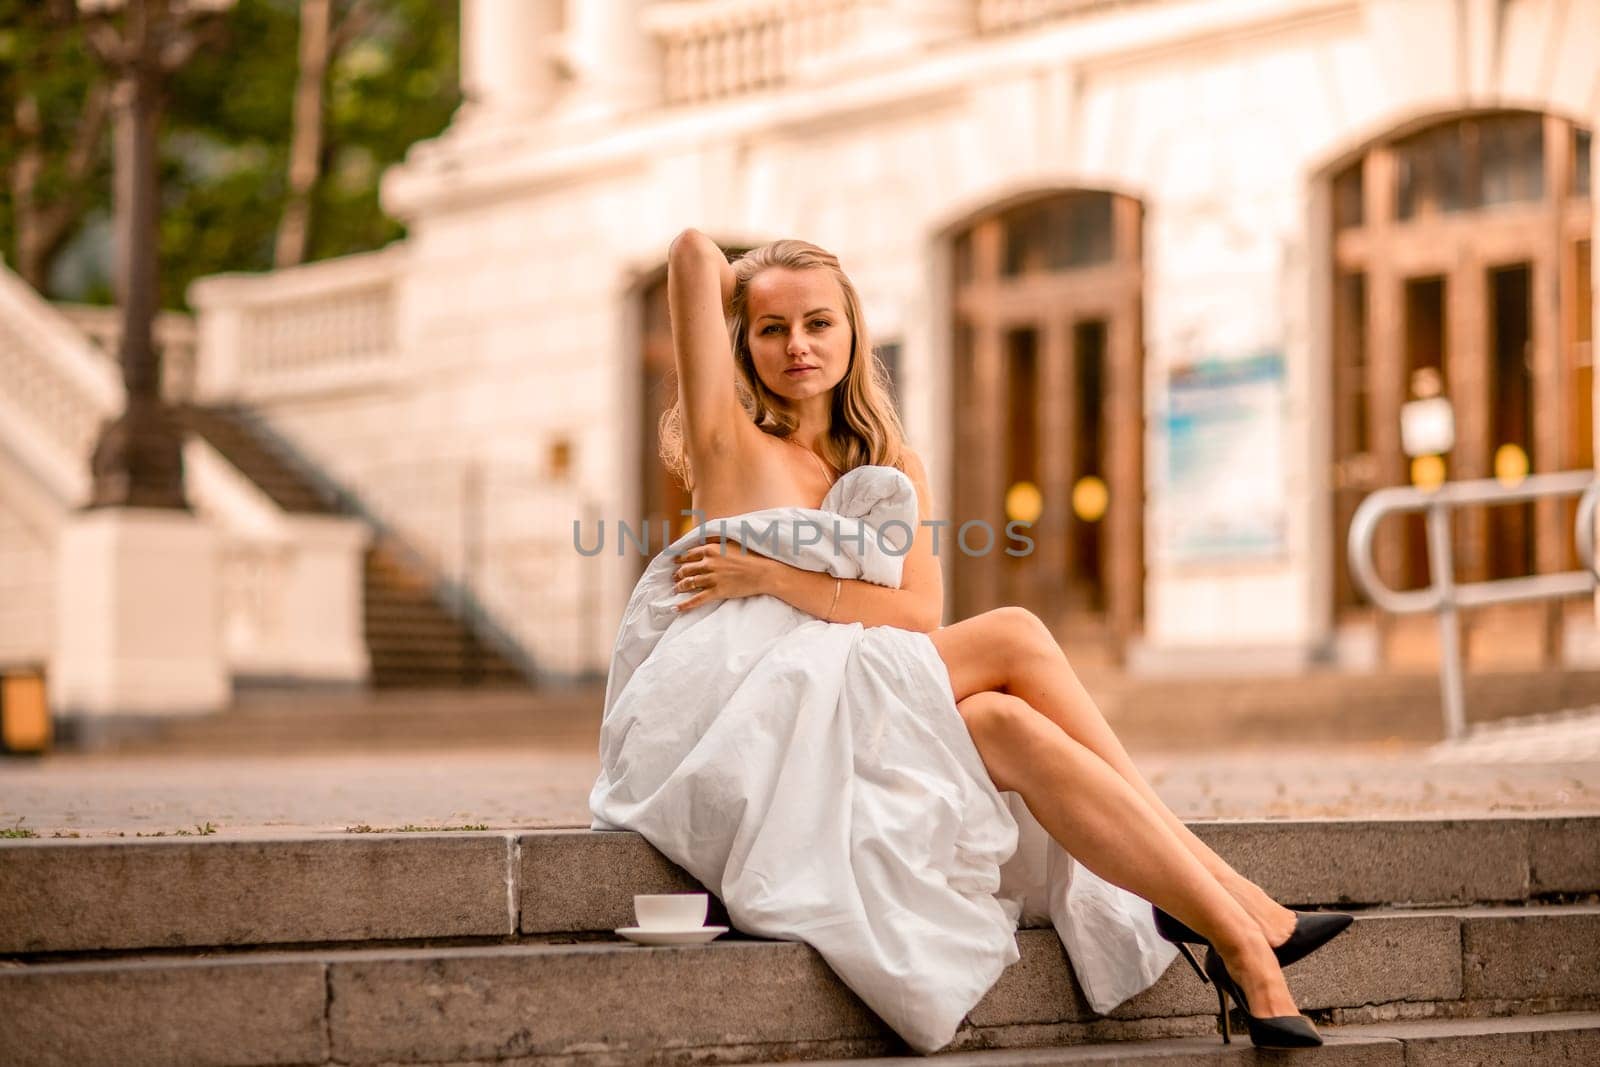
left=1163, top=351, right=1287, bottom=564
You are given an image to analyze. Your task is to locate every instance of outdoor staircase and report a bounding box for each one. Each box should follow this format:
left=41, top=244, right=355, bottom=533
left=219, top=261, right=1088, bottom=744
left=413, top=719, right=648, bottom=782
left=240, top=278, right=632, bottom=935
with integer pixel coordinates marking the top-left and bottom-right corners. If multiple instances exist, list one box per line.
left=362, top=541, right=526, bottom=688
left=3, top=815, right=1597, bottom=1064
left=179, top=404, right=527, bottom=688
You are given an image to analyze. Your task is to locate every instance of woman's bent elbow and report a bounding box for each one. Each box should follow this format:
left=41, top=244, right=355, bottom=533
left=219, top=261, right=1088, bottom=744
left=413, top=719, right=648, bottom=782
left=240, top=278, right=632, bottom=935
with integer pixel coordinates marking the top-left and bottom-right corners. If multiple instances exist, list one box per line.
left=668, top=228, right=715, bottom=263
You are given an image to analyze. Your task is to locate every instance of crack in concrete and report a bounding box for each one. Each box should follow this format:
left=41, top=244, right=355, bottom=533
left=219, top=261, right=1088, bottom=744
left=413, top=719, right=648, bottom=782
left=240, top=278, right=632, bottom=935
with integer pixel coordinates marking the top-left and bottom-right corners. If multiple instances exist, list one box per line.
left=507, top=832, right=522, bottom=939
left=322, top=960, right=334, bottom=1064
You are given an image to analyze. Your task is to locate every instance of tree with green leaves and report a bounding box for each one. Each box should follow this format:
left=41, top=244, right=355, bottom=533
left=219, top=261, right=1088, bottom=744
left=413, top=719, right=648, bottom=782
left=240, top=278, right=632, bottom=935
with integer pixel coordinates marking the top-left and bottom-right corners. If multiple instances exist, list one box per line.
left=1, top=0, right=111, bottom=292
left=0, top=0, right=459, bottom=308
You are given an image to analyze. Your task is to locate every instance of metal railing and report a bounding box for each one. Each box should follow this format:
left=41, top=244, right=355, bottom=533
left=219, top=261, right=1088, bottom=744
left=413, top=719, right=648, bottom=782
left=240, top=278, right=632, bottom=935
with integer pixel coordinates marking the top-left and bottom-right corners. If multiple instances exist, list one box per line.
left=1347, top=469, right=1597, bottom=740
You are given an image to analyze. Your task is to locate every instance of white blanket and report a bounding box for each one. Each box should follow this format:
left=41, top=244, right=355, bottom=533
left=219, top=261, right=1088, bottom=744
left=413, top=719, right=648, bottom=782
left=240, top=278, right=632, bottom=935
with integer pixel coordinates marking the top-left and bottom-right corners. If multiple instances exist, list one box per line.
left=589, top=464, right=1176, bottom=1053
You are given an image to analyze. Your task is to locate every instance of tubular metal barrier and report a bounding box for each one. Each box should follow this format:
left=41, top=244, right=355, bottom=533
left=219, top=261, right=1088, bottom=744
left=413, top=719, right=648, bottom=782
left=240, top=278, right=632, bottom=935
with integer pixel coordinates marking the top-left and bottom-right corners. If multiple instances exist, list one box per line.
left=1347, top=469, right=1597, bottom=741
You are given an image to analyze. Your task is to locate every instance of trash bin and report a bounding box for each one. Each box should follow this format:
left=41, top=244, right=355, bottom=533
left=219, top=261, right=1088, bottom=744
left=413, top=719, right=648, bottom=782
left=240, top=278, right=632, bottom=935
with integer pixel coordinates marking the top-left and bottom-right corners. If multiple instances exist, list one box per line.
left=0, top=667, right=51, bottom=755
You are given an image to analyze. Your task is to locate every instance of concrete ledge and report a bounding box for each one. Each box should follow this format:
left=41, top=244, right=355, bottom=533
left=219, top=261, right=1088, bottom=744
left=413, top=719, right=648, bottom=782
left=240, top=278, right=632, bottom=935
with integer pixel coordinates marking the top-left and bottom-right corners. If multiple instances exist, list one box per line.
left=0, top=834, right=509, bottom=953
left=0, top=958, right=326, bottom=1067
left=527, top=816, right=1597, bottom=936
left=3, top=910, right=1595, bottom=1064
left=1191, top=818, right=1532, bottom=906
left=1356, top=1012, right=1600, bottom=1067
left=519, top=829, right=715, bottom=934
left=800, top=1014, right=1600, bottom=1067
left=1, top=927, right=1595, bottom=1066
left=327, top=941, right=889, bottom=1064
left=1462, top=906, right=1600, bottom=1001
left=5, top=817, right=1597, bottom=955
left=1530, top=817, right=1600, bottom=895
left=806, top=1032, right=1400, bottom=1066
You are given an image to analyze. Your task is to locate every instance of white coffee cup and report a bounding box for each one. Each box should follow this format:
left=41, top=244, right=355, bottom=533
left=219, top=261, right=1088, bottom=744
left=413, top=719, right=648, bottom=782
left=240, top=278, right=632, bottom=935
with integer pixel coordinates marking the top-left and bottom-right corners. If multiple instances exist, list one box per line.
left=634, top=892, right=708, bottom=931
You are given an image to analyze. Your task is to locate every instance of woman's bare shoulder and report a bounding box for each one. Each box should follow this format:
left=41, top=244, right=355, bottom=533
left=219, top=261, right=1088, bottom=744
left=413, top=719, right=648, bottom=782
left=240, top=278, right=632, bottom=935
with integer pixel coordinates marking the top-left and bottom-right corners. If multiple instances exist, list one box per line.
left=897, top=446, right=934, bottom=512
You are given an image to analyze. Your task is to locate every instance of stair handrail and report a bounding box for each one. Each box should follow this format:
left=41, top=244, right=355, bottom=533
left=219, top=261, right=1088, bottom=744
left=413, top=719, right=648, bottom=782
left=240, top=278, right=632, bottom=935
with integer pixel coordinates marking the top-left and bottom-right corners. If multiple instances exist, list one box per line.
left=1577, top=480, right=1600, bottom=581
left=0, top=260, right=124, bottom=503
left=1347, top=469, right=1597, bottom=741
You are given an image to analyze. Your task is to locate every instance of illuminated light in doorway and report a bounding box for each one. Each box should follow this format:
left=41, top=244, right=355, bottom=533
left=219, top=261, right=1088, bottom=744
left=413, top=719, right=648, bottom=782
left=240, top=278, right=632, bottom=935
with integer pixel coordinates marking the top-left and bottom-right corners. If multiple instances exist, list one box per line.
left=1072, top=476, right=1109, bottom=522
left=1005, top=481, right=1043, bottom=524
left=1411, top=454, right=1447, bottom=492
left=1494, top=443, right=1529, bottom=487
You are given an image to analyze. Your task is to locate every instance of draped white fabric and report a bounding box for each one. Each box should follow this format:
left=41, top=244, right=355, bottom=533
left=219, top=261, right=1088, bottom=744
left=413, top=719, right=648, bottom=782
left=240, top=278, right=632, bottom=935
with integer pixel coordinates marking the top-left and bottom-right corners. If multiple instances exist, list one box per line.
left=589, top=464, right=1176, bottom=1052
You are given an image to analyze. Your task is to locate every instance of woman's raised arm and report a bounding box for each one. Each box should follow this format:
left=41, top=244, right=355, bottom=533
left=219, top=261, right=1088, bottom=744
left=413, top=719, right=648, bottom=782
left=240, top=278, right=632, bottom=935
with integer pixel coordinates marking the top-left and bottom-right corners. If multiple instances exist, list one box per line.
left=667, top=229, right=744, bottom=463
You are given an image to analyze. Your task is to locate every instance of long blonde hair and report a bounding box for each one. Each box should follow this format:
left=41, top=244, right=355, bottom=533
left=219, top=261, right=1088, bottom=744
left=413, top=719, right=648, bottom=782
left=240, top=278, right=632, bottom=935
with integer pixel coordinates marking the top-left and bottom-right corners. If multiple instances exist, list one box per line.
left=659, top=239, right=907, bottom=490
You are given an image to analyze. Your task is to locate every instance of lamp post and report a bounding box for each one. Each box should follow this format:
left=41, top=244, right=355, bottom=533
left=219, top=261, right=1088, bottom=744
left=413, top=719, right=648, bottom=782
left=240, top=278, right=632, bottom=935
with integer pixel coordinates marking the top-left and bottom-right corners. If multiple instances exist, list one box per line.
left=52, top=0, right=235, bottom=737
left=76, top=0, right=233, bottom=509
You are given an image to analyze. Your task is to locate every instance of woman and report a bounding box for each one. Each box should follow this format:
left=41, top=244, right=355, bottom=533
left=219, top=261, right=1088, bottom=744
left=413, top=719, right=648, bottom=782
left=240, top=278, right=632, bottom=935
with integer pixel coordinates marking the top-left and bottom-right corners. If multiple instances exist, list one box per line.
left=589, top=230, right=1347, bottom=1053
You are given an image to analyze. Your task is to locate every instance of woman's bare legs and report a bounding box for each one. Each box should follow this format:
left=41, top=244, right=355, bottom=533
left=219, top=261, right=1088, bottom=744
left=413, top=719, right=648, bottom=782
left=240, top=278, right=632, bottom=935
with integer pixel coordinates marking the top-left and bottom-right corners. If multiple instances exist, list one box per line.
left=955, top=689, right=1300, bottom=1019
left=930, top=607, right=1296, bottom=948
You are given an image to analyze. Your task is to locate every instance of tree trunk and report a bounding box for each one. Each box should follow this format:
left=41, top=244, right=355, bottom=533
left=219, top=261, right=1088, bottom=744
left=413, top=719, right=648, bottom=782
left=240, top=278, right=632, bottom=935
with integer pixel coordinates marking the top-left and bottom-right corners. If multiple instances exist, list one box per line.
left=275, top=0, right=333, bottom=269
left=10, top=83, right=110, bottom=294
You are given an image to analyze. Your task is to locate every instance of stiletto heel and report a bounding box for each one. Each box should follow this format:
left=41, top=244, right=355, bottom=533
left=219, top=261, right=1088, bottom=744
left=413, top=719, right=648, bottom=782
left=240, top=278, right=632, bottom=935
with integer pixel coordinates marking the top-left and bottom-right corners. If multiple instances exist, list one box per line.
left=1212, top=979, right=1232, bottom=1043
left=1202, top=948, right=1322, bottom=1050
left=1174, top=942, right=1209, bottom=984
left=1153, top=904, right=1354, bottom=969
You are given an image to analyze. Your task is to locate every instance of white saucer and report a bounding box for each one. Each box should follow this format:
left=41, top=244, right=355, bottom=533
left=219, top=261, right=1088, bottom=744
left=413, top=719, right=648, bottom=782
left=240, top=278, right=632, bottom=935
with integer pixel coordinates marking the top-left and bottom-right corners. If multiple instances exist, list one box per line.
left=615, top=925, right=728, bottom=945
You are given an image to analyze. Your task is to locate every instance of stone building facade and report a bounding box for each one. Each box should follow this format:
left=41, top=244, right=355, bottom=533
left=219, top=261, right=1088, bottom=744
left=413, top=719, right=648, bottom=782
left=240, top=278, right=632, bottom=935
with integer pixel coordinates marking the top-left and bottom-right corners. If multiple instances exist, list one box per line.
left=17, top=0, right=1592, bottom=689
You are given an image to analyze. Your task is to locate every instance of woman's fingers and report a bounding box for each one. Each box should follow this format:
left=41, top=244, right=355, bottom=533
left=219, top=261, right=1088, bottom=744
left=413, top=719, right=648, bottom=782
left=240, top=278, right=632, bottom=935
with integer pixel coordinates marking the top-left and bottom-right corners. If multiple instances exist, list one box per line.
left=674, top=561, right=710, bottom=585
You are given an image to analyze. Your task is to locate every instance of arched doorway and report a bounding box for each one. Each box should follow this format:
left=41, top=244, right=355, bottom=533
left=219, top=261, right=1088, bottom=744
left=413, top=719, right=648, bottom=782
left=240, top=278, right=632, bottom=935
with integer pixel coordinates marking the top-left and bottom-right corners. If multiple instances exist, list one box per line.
left=948, top=190, right=1145, bottom=661
left=1329, top=111, right=1593, bottom=664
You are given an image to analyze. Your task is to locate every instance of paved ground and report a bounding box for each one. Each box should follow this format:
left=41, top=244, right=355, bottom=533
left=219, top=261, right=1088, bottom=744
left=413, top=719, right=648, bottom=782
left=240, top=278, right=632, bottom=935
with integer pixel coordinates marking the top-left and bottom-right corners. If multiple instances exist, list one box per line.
left=4, top=726, right=1598, bottom=838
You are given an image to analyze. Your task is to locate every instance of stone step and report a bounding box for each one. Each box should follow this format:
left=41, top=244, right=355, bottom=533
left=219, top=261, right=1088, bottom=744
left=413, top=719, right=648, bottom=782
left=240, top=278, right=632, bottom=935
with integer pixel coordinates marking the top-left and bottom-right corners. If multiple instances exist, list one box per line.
left=1, top=912, right=1596, bottom=1066
left=178, top=405, right=336, bottom=516
left=2, top=816, right=1595, bottom=955
left=772, top=1013, right=1600, bottom=1067
left=361, top=607, right=488, bottom=631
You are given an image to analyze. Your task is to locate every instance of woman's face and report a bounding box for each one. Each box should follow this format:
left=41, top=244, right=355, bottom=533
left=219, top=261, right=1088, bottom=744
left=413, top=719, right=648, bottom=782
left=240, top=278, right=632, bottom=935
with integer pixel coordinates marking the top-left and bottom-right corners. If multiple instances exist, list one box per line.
left=744, top=267, right=852, bottom=404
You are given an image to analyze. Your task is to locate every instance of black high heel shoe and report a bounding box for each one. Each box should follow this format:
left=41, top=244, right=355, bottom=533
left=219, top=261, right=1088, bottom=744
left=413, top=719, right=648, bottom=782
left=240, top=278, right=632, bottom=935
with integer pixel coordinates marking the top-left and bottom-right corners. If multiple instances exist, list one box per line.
left=1153, top=904, right=1353, bottom=970
left=1202, top=947, right=1322, bottom=1049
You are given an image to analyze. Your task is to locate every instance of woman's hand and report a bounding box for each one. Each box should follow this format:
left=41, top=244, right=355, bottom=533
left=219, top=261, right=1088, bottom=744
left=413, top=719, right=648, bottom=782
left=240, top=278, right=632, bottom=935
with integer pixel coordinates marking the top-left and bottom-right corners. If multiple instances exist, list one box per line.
left=671, top=536, right=776, bottom=612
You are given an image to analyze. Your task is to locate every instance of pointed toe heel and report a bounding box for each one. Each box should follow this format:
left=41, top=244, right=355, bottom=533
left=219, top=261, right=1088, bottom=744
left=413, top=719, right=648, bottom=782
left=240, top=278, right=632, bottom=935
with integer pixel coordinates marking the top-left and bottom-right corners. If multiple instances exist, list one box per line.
left=1275, top=911, right=1354, bottom=966
left=1152, top=903, right=1354, bottom=969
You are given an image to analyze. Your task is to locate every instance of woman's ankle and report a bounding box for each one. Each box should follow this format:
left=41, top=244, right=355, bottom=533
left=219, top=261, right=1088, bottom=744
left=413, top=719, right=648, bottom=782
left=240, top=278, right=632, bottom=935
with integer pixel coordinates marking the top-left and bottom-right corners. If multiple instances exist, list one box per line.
left=1222, top=879, right=1295, bottom=944
left=1220, top=939, right=1300, bottom=1017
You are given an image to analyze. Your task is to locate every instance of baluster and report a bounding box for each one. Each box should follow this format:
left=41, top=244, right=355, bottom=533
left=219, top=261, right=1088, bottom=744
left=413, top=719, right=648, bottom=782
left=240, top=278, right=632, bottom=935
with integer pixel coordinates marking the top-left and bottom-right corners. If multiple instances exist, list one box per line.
left=717, top=23, right=737, bottom=98
left=663, top=39, right=681, bottom=105
left=686, top=34, right=704, bottom=104
left=736, top=23, right=753, bottom=95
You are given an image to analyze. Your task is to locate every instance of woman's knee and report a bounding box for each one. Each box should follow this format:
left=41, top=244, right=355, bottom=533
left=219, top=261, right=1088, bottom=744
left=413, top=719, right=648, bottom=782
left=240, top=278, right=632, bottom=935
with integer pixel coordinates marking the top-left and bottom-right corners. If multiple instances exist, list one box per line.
left=983, top=606, right=1060, bottom=670
left=956, top=691, right=1039, bottom=749
left=956, top=692, right=1041, bottom=791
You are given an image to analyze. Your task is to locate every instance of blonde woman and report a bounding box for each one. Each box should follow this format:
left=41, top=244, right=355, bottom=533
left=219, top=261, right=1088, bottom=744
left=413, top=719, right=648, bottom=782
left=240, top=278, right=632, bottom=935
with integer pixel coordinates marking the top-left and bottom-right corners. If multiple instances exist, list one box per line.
left=588, top=229, right=1346, bottom=1053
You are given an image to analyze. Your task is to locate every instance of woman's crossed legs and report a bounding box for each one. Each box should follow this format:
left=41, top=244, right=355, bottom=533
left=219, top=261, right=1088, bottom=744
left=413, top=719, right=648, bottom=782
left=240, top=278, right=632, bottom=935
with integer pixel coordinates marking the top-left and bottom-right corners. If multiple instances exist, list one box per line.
left=928, top=606, right=1302, bottom=1020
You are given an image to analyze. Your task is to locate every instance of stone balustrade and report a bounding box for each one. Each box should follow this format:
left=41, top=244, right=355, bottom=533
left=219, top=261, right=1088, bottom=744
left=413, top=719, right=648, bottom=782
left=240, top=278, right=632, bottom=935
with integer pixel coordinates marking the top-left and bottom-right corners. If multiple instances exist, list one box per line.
left=643, top=0, right=872, bottom=105
left=975, top=0, right=1131, bottom=33
left=639, top=1, right=1154, bottom=106
left=54, top=303, right=198, bottom=403
left=185, top=437, right=372, bottom=685
left=0, top=262, right=123, bottom=505
left=0, top=258, right=370, bottom=687
left=189, top=246, right=401, bottom=402
left=216, top=529, right=370, bottom=684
